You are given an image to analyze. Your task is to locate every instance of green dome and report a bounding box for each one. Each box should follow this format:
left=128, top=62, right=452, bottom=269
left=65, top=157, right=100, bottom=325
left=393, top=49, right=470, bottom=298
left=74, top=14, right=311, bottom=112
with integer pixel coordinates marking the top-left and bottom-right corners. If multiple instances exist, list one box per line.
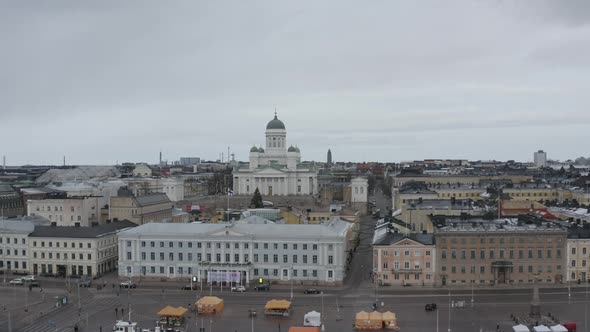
left=250, top=146, right=259, bottom=152
left=266, top=114, right=285, bottom=130
left=288, top=146, right=297, bottom=152
left=258, top=147, right=265, bottom=153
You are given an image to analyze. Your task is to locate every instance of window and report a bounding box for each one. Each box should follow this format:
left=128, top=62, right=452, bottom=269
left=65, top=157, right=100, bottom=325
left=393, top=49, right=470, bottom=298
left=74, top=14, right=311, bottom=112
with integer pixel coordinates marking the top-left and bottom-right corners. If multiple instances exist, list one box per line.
left=470, top=250, right=475, bottom=259
left=188, top=253, right=193, bottom=261
left=264, top=269, right=269, bottom=276
left=313, top=244, right=318, bottom=250
left=312, top=270, right=318, bottom=277
left=537, top=249, right=543, bottom=259
left=313, top=255, right=318, bottom=264
left=480, top=250, right=485, bottom=259
left=557, top=249, right=562, bottom=258
left=141, top=252, right=146, bottom=260
left=489, top=250, right=494, bottom=259
left=584, top=248, right=587, bottom=255
left=169, top=253, right=174, bottom=261
left=263, top=254, right=268, bottom=263
left=160, top=253, right=164, bottom=261
left=225, top=253, right=230, bottom=262
left=197, top=253, right=202, bottom=261
left=441, top=250, right=447, bottom=259
left=150, top=241, right=155, bottom=247
left=283, top=244, right=288, bottom=250
left=126, top=252, right=132, bottom=260
left=178, top=242, right=183, bottom=248
left=572, top=260, right=576, bottom=267
left=273, top=243, right=278, bottom=250
left=293, top=244, right=297, bottom=250
left=273, top=255, right=278, bottom=263
left=303, top=244, right=308, bottom=250
left=160, top=267, right=164, bottom=274
left=178, top=253, right=183, bottom=261
left=169, top=242, right=173, bottom=248
left=234, top=254, right=239, bottom=262
left=303, top=255, right=308, bottom=264
left=126, top=241, right=131, bottom=247
left=273, top=269, right=278, bottom=277
left=518, top=249, right=524, bottom=259
left=141, top=241, right=146, bottom=247
left=160, top=242, right=164, bottom=248
left=460, top=250, right=466, bottom=259
left=328, top=255, right=334, bottom=264
left=151, top=253, right=155, bottom=261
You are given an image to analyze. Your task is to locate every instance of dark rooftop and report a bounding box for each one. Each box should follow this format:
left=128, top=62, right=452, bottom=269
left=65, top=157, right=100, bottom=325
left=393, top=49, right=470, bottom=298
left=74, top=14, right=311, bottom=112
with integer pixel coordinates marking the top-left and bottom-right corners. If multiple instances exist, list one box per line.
left=29, top=220, right=136, bottom=238
left=373, top=232, right=434, bottom=246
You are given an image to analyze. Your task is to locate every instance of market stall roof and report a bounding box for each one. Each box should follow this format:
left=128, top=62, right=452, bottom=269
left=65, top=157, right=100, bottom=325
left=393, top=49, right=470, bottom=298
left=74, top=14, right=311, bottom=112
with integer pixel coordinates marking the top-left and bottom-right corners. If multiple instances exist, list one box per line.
left=533, top=326, right=551, bottom=332
left=288, top=328, right=321, bottom=332
left=513, top=325, right=530, bottom=332
left=368, top=311, right=383, bottom=321
left=158, top=306, right=188, bottom=317
left=355, top=311, right=369, bottom=320
left=195, top=296, right=223, bottom=306
left=265, top=299, right=291, bottom=310
left=382, top=311, right=396, bottom=320
left=549, top=325, right=568, bottom=332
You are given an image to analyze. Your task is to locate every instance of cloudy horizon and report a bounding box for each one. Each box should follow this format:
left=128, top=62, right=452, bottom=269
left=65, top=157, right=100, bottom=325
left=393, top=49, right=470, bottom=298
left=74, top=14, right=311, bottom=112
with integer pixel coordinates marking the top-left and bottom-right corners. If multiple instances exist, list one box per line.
left=1, top=1, right=589, bottom=166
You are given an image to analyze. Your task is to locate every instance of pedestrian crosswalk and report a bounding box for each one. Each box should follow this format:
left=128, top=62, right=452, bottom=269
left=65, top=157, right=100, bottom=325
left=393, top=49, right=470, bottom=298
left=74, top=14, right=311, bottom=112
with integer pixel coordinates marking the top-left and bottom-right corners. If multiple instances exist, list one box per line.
left=22, top=297, right=121, bottom=332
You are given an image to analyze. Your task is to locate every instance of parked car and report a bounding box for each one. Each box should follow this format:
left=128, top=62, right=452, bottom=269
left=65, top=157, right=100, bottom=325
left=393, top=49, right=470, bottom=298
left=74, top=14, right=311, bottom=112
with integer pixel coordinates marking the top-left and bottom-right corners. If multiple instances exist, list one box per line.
left=181, top=285, right=197, bottom=290
left=77, top=279, right=92, bottom=287
left=304, top=288, right=322, bottom=294
left=425, top=303, right=437, bottom=311
left=120, top=281, right=137, bottom=289
left=254, top=284, right=270, bottom=291
left=22, top=275, right=36, bottom=281
left=231, top=285, right=246, bottom=292
left=9, top=278, right=23, bottom=285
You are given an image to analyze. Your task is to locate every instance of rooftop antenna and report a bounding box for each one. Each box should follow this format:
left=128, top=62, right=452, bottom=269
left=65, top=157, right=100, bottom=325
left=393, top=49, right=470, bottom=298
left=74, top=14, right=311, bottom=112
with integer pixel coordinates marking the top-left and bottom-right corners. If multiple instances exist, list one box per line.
left=227, top=147, right=230, bottom=164
left=159, top=151, right=162, bottom=166
left=2, top=155, right=5, bottom=170
left=63, top=155, right=66, bottom=167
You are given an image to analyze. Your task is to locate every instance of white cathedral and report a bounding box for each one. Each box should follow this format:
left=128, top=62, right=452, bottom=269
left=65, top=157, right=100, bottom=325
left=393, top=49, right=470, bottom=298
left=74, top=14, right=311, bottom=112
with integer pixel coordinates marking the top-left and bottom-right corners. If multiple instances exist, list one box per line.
left=232, top=113, right=319, bottom=196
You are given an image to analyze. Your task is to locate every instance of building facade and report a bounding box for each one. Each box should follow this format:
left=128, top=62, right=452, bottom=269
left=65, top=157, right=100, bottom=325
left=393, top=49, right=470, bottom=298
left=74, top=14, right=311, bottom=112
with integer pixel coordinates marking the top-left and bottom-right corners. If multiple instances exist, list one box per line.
left=110, top=193, right=173, bottom=225
left=372, top=228, right=436, bottom=286
left=566, top=224, right=590, bottom=282
left=534, top=150, right=547, bottom=168
left=233, top=114, right=318, bottom=196
left=434, top=218, right=567, bottom=286
left=117, top=219, right=352, bottom=285
left=28, top=220, right=136, bottom=277
left=0, top=218, right=37, bottom=274
left=27, top=196, right=101, bottom=226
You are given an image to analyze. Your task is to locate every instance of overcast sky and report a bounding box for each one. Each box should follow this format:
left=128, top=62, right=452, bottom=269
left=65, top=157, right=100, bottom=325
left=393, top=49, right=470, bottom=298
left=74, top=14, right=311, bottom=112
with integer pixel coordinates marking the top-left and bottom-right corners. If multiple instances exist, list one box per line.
left=1, top=1, right=589, bottom=165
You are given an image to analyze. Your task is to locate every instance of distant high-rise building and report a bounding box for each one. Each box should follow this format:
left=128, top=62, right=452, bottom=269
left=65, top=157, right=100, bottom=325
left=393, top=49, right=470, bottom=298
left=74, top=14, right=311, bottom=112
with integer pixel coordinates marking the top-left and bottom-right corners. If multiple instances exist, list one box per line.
left=327, top=149, right=332, bottom=165
left=534, top=150, right=547, bottom=168
left=179, top=157, right=201, bottom=166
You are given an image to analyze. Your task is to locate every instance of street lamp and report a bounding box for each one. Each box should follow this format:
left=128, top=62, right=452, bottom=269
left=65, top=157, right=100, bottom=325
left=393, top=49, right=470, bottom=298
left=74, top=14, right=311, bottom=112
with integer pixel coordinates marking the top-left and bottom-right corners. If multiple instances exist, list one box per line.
left=448, top=290, right=452, bottom=332
left=290, top=265, right=294, bottom=301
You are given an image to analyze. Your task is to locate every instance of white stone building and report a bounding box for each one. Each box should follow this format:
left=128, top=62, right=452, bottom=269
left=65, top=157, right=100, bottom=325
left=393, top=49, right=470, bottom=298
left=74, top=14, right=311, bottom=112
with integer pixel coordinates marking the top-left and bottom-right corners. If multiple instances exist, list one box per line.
left=233, top=114, right=319, bottom=196
left=117, top=218, right=353, bottom=285
left=27, top=196, right=101, bottom=226
left=28, top=220, right=136, bottom=277
left=0, top=217, right=47, bottom=274
left=534, top=150, right=547, bottom=168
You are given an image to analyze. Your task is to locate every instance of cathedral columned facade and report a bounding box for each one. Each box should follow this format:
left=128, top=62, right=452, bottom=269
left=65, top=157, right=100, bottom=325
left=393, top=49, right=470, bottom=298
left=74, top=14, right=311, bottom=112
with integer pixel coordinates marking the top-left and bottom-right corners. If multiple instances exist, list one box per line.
left=232, top=114, right=318, bottom=196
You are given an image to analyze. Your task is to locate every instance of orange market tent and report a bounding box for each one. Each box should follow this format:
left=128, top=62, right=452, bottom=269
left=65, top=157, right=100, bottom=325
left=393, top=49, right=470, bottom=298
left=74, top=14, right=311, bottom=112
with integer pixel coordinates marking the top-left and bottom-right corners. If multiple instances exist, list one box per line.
left=195, top=296, right=224, bottom=314
left=355, top=311, right=370, bottom=329
left=264, top=299, right=292, bottom=316
left=368, top=311, right=383, bottom=329
left=382, top=311, right=398, bottom=330
left=288, top=328, right=321, bottom=332
left=157, top=306, right=188, bottom=327
left=158, top=306, right=188, bottom=318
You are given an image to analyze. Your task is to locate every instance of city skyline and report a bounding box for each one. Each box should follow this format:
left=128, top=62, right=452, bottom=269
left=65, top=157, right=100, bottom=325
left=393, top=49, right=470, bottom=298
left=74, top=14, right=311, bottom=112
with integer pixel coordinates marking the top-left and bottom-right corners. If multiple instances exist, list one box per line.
left=2, top=1, right=590, bottom=165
